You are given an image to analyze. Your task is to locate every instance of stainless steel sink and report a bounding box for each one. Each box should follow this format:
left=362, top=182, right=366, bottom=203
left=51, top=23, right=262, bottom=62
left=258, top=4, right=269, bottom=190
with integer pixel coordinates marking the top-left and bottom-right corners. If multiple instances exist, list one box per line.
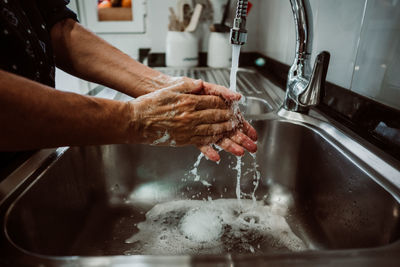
left=1, top=68, right=400, bottom=266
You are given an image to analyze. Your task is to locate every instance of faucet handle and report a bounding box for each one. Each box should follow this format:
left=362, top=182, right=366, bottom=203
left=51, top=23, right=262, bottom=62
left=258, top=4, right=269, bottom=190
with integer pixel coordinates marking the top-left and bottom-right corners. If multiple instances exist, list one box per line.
left=299, top=51, right=330, bottom=107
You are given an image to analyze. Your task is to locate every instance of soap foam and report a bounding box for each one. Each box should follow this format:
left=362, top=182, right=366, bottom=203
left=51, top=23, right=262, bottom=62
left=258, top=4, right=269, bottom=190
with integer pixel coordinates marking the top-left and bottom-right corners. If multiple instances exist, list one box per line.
left=125, top=199, right=307, bottom=255
left=180, top=208, right=223, bottom=242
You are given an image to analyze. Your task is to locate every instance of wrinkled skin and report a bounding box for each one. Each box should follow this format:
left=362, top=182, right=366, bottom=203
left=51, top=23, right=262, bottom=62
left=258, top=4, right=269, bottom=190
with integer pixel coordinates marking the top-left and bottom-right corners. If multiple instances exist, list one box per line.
left=49, top=19, right=256, bottom=162
left=130, top=77, right=258, bottom=162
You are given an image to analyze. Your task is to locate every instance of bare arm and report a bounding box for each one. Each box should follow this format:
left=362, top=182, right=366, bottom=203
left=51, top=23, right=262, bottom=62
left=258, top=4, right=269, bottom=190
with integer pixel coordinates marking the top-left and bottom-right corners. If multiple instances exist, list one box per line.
left=49, top=19, right=258, bottom=158
left=0, top=70, right=132, bottom=151
left=50, top=19, right=249, bottom=104
left=0, top=71, right=235, bottom=160
left=50, top=19, right=168, bottom=97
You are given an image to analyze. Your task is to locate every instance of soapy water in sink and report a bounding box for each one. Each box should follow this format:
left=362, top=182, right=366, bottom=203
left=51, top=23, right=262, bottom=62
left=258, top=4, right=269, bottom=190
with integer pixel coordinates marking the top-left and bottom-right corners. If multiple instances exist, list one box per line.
left=124, top=199, right=307, bottom=255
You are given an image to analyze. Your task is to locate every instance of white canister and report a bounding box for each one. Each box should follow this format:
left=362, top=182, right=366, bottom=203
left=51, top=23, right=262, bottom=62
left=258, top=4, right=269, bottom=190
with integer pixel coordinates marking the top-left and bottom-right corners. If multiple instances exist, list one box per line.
left=166, top=31, right=199, bottom=67
left=207, top=32, right=232, bottom=68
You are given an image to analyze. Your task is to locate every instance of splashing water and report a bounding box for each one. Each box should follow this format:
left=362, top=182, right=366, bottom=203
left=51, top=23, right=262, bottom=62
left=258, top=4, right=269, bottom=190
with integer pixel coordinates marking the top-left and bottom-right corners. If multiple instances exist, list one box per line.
left=250, top=153, right=261, bottom=204
left=233, top=156, right=243, bottom=204
left=230, top=44, right=241, bottom=92
left=189, top=153, right=204, bottom=182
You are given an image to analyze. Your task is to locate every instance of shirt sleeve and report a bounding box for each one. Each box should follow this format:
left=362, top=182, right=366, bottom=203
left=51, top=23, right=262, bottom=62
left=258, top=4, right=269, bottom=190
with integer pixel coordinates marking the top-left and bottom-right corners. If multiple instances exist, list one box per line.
left=36, top=0, right=78, bottom=29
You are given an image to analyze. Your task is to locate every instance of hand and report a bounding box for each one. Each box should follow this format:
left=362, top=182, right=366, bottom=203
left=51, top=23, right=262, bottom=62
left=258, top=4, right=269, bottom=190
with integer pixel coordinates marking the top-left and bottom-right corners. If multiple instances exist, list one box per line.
left=196, top=82, right=258, bottom=161
left=149, top=77, right=258, bottom=161
left=128, top=78, right=239, bottom=149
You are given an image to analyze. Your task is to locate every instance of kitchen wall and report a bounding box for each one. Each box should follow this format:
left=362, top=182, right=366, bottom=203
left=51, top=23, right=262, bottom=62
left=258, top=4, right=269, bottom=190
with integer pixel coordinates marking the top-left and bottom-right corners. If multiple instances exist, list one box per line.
left=256, top=0, right=400, bottom=110
left=351, top=0, right=400, bottom=109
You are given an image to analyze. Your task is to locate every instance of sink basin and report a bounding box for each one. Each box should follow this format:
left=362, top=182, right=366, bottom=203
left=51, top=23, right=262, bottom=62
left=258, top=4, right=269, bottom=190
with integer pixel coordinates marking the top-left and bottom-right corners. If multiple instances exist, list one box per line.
left=4, top=117, right=400, bottom=257
left=1, top=68, right=400, bottom=266
left=240, top=96, right=273, bottom=115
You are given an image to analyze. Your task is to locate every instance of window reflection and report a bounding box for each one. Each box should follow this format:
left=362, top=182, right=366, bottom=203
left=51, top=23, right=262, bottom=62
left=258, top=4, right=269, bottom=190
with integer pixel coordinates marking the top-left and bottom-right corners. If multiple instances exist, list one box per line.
left=97, top=0, right=133, bottom=21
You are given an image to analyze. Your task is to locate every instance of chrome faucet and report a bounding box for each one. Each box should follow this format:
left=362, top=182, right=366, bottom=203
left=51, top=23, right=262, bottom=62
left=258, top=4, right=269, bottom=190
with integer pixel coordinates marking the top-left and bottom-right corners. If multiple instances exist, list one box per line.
left=284, top=0, right=330, bottom=112
left=231, top=0, right=249, bottom=45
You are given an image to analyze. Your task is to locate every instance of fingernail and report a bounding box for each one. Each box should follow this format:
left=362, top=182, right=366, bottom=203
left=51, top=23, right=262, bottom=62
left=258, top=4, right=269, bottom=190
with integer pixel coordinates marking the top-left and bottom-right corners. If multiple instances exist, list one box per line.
left=194, top=79, right=203, bottom=86
left=246, top=141, right=257, bottom=153
left=251, top=132, right=258, bottom=141
left=237, top=148, right=245, bottom=156
left=207, top=152, right=220, bottom=162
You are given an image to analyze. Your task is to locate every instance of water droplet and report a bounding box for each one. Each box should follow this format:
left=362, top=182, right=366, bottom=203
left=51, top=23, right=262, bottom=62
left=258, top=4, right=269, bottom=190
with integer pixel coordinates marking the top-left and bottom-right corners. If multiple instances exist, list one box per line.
left=110, top=184, right=120, bottom=192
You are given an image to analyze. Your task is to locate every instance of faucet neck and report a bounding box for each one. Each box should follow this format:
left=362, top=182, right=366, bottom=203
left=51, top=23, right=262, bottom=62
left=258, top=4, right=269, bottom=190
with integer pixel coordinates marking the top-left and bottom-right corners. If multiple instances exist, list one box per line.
left=284, top=0, right=329, bottom=113
left=230, top=0, right=249, bottom=45
left=290, top=0, right=313, bottom=61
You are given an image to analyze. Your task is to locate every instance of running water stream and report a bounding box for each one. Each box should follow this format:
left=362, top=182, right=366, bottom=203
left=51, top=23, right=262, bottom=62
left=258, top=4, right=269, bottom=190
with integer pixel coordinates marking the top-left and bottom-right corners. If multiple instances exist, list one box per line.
left=230, top=44, right=244, bottom=203
left=229, top=44, right=242, bottom=92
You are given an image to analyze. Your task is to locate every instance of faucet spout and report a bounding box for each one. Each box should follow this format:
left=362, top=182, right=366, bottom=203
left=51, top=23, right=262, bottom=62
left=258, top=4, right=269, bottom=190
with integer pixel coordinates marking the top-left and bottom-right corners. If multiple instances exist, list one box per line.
left=283, top=0, right=330, bottom=113
left=231, top=0, right=249, bottom=45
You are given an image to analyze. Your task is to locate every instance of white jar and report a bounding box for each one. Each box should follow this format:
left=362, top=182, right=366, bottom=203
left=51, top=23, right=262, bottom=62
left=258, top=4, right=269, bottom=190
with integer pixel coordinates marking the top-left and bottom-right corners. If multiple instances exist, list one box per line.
left=207, top=32, right=232, bottom=68
left=166, top=31, right=199, bottom=67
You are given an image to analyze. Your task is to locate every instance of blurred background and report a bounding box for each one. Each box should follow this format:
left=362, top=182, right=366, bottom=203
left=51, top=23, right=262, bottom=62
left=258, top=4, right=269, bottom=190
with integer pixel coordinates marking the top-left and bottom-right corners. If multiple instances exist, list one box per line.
left=58, top=0, right=400, bottom=111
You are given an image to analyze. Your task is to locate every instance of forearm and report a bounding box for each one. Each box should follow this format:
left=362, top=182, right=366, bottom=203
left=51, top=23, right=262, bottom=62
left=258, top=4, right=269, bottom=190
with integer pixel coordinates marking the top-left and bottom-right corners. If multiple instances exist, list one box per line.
left=51, top=19, right=170, bottom=98
left=0, top=70, right=134, bottom=151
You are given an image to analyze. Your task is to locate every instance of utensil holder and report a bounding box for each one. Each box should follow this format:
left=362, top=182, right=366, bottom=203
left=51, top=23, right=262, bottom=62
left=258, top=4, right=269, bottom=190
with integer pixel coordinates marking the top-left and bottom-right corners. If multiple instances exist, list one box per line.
left=166, top=31, right=199, bottom=67
left=207, top=32, right=232, bottom=68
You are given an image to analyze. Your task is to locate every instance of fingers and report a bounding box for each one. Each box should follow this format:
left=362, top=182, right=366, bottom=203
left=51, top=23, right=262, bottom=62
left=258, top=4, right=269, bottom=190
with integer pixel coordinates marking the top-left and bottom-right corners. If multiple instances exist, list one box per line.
left=167, top=78, right=242, bottom=106
left=218, top=138, right=245, bottom=156
left=194, top=95, right=229, bottom=110
left=229, top=130, right=257, bottom=153
left=170, top=78, right=204, bottom=94
left=197, top=145, right=220, bottom=162
left=191, top=134, right=224, bottom=147
left=196, top=130, right=257, bottom=162
left=194, top=120, right=236, bottom=136
left=241, top=120, right=258, bottom=141
left=203, top=82, right=242, bottom=102
left=192, top=109, right=236, bottom=124
left=163, top=78, right=241, bottom=104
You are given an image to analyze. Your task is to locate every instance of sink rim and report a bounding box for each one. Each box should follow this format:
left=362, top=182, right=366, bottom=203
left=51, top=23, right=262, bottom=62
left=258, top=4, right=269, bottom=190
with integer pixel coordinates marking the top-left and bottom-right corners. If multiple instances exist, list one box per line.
left=1, top=235, right=400, bottom=267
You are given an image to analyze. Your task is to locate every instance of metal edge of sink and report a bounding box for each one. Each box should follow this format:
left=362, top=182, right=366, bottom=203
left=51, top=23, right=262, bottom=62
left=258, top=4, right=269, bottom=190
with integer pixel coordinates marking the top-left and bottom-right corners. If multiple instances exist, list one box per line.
left=276, top=109, right=400, bottom=200
left=1, top=68, right=400, bottom=266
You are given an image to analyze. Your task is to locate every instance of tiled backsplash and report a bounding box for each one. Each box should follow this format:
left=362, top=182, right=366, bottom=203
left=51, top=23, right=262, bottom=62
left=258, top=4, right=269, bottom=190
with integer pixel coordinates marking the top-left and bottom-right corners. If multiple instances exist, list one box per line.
left=255, top=0, right=400, bottom=110
left=351, top=0, right=400, bottom=109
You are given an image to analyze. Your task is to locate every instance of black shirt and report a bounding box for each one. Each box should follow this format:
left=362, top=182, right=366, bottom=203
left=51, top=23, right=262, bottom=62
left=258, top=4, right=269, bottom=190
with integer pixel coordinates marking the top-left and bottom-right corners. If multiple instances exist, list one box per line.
left=0, top=0, right=77, bottom=177
left=0, top=0, right=78, bottom=87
